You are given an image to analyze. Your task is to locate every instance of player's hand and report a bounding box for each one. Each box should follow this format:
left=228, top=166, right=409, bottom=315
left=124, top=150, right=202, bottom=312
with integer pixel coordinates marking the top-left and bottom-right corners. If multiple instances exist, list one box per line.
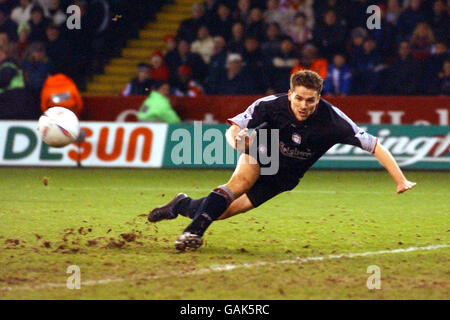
left=235, top=128, right=256, bottom=151
left=396, top=180, right=416, bottom=194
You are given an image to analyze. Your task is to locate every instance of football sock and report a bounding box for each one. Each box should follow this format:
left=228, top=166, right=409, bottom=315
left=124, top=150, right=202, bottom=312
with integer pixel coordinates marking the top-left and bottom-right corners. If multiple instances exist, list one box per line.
left=175, top=197, right=206, bottom=219
left=183, top=186, right=235, bottom=236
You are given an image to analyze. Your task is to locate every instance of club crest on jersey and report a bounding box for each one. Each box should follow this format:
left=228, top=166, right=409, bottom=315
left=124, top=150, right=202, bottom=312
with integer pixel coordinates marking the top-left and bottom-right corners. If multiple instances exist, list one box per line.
left=292, top=133, right=302, bottom=145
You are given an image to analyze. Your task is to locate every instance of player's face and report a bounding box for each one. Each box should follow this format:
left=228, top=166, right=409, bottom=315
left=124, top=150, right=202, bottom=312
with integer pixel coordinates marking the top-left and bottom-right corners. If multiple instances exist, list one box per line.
left=288, top=86, right=320, bottom=121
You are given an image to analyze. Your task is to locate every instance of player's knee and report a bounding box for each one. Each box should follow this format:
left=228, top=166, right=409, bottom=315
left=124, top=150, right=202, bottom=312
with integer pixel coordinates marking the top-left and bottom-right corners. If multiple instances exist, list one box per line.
left=228, top=176, right=253, bottom=195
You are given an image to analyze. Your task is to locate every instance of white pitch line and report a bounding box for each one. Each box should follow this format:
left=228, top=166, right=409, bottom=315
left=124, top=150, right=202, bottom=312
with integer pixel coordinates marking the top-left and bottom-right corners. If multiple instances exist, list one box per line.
left=1, top=244, right=448, bottom=293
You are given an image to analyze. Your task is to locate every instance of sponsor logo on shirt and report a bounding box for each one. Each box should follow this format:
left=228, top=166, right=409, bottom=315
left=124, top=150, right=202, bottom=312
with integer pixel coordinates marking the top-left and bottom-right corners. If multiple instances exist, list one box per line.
left=279, top=142, right=313, bottom=160
left=292, top=133, right=302, bottom=145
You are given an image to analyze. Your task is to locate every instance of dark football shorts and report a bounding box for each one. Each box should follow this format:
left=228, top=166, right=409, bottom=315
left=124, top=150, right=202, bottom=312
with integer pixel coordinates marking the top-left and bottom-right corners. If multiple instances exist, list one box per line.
left=246, top=169, right=300, bottom=208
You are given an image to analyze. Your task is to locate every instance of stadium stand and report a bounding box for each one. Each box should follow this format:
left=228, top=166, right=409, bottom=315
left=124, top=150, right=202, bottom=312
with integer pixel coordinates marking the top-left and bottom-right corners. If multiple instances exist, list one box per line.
left=0, top=0, right=448, bottom=118
left=89, top=0, right=448, bottom=96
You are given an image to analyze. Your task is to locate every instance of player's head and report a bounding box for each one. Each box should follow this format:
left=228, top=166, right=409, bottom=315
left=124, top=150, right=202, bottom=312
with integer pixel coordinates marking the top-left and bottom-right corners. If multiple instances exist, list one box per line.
left=288, top=70, right=323, bottom=121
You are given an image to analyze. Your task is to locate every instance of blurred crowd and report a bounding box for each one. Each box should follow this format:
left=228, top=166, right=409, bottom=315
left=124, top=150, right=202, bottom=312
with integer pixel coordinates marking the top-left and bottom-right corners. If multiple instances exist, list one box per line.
left=125, top=0, right=449, bottom=97
left=0, top=0, right=163, bottom=119
left=1, top=0, right=449, bottom=120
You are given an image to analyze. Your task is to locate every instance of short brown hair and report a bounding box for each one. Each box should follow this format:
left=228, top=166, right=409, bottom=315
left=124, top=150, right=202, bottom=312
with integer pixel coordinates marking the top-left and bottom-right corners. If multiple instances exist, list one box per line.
left=290, top=70, right=323, bottom=94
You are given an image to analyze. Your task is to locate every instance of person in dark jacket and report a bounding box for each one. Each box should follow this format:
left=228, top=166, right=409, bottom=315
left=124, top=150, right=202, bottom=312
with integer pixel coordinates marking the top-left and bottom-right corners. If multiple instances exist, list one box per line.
left=397, top=0, right=426, bottom=39
left=0, top=5, right=18, bottom=41
left=44, top=23, right=71, bottom=75
left=28, top=6, right=49, bottom=43
left=0, top=46, right=34, bottom=119
left=165, top=39, right=208, bottom=84
left=351, top=38, right=384, bottom=94
left=207, top=35, right=227, bottom=93
left=122, top=63, right=153, bottom=96
left=208, top=3, right=233, bottom=41
left=209, top=53, right=258, bottom=95
left=428, top=0, right=449, bottom=43
left=312, top=9, right=347, bottom=60
left=228, top=21, right=245, bottom=53
left=387, top=41, right=421, bottom=95
left=270, top=36, right=299, bottom=92
left=176, top=3, right=207, bottom=43
left=437, top=59, right=450, bottom=95
left=424, top=41, right=449, bottom=94
left=240, top=35, right=272, bottom=94
left=323, top=53, right=352, bottom=95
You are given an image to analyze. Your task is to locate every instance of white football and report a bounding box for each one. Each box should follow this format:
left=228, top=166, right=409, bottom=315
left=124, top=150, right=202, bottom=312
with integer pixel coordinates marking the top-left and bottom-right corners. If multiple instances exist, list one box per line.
left=38, top=107, right=80, bottom=148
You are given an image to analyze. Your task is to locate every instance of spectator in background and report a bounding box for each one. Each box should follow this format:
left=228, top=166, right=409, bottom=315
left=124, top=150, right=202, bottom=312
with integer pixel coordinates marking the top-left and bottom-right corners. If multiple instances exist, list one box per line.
left=22, top=42, right=52, bottom=100
left=191, top=25, right=214, bottom=64
left=409, top=22, right=435, bottom=62
left=0, top=6, right=18, bottom=41
left=164, top=34, right=177, bottom=54
left=208, top=36, right=228, bottom=78
left=0, top=1, right=16, bottom=15
left=291, top=43, right=328, bottom=80
left=312, top=9, right=346, bottom=60
left=424, top=41, right=448, bottom=94
left=397, top=0, right=425, bottom=39
left=287, top=12, right=312, bottom=46
left=137, top=81, right=180, bottom=124
left=348, top=27, right=367, bottom=67
left=283, top=0, right=314, bottom=30
left=41, top=73, right=83, bottom=116
left=385, top=0, right=403, bottom=25
left=428, top=0, right=448, bottom=43
left=10, top=0, right=33, bottom=26
left=264, top=0, right=285, bottom=31
left=233, top=0, right=251, bottom=23
left=369, top=6, right=398, bottom=60
left=352, top=37, right=384, bottom=94
left=208, top=3, right=233, bottom=41
left=228, top=21, right=245, bottom=53
left=207, top=35, right=227, bottom=92
left=165, top=39, right=208, bottom=84
left=261, top=22, right=282, bottom=58
left=177, top=3, right=206, bottom=43
left=388, top=41, right=421, bottom=95
left=0, top=31, right=17, bottom=60
left=69, top=0, right=95, bottom=88
left=0, top=44, right=35, bottom=119
left=437, top=59, right=450, bottom=95
left=209, top=53, right=258, bottom=95
left=270, top=36, right=299, bottom=92
left=150, top=50, right=170, bottom=82
left=46, top=0, right=66, bottom=26
left=27, top=43, right=52, bottom=82
left=344, top=0, right=372, bottom=30
left=122, top=63, right=153, bottom=96
left=28, top=6, right=49, bottom=43
left=245, top=7, right=265, bottom=41
left=17, top=22, right=31, bottom=62
left=44, top=23, right=70, bottom=74
left=173, top=65, right=204, bottom=97
left=203, top=0, right=218, bottom=20
left=241, top=35, right=272, bottom=93
left=323, top=53, right=352, bottom=95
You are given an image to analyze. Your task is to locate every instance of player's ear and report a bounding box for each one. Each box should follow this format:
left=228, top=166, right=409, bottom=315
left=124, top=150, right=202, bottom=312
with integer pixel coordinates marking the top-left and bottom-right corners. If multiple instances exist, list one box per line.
left=288, top=89, right=292, bottom=101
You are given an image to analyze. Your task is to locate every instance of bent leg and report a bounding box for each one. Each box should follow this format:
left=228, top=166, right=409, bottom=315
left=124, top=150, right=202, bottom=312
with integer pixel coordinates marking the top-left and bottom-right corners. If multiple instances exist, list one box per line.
left=223, top=153, right=261, bottom=198
left=217, top=194, right=254, bottom=220
left=183, top=153, right=260, bottom=236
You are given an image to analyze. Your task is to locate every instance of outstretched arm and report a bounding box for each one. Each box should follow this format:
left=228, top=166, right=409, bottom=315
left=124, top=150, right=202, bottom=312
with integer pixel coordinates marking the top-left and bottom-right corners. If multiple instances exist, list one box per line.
left=225, top=124, right=256, bottom=151
left=373, top=143, right=417, bottom=194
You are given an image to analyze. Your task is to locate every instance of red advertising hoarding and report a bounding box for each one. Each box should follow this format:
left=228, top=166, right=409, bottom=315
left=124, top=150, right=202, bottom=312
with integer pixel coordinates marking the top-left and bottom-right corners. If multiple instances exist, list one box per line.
left=81, top=95, right=449, bottom=125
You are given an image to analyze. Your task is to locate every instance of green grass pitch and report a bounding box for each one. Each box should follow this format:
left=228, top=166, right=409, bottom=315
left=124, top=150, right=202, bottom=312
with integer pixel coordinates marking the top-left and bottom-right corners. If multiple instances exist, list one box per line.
left=0, top=168, right=448, bottom=300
